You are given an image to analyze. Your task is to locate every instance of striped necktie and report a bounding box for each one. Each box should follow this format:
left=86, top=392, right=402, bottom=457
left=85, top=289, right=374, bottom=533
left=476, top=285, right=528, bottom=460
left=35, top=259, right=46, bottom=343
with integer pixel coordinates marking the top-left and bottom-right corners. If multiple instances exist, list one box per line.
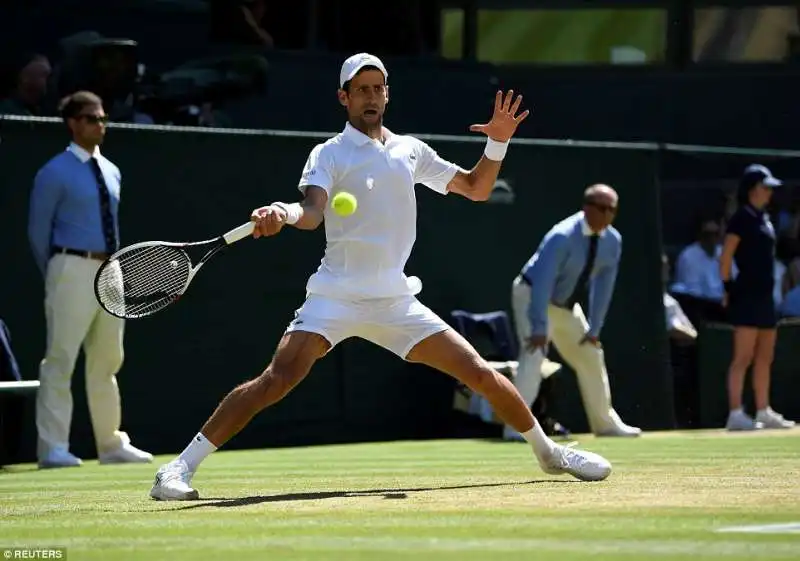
left=89, top=157, right=117, bottom=253
left=566, top=233, right=599, bottom=308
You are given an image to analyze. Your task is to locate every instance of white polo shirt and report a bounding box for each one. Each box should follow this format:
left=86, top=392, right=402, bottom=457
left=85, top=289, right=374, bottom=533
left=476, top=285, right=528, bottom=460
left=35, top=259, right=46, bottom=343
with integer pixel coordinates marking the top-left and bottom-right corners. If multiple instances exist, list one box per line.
left=298, top=122, right=460, bottom=299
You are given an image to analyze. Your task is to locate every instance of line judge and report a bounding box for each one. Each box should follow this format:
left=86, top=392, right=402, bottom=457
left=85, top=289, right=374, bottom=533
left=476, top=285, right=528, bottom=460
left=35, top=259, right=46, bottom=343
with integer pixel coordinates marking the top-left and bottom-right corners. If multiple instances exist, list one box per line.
left=28, top=91, right=152, bottom=468
left=508, top=185, right=641, bottom=439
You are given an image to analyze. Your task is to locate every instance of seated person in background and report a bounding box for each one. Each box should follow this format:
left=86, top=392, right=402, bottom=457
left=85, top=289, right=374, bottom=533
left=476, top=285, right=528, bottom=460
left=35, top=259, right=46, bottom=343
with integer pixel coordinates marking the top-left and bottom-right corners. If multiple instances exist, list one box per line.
left=0, top=53, right=51, bottom=116
left=776, top=233, right=800, bottom=290
left=774, top=235, right=797, bottom=317
left=778, top=236, right=800, bottom=318
left=662, top=254, right=700, bottom=428
left=670, top=218, right=729, bottom=326
left=779, top=283, right=800, bottom=318
left=209, top=0, right=274, bottom=48
left=773, top=257, right=788, bottom=313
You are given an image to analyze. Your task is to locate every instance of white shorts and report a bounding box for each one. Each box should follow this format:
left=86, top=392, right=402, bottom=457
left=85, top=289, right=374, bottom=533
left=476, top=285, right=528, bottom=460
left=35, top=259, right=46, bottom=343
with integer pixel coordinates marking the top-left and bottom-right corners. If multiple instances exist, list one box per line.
left=284, top=293, right=451, bottom=358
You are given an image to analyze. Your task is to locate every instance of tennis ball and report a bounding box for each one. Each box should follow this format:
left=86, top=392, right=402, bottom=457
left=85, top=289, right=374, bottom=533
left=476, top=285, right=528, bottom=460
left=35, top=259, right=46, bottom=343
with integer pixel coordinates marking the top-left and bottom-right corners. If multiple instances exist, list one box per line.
left=331, top=191, right=358, bottom=217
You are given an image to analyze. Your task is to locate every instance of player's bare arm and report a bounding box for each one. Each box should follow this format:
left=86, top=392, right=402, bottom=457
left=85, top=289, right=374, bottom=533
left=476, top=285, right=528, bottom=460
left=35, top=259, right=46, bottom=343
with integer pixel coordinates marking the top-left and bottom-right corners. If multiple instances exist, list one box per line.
left=447, top=90, right=530, bottom=201
left=250, top=186, right=329, bottom=238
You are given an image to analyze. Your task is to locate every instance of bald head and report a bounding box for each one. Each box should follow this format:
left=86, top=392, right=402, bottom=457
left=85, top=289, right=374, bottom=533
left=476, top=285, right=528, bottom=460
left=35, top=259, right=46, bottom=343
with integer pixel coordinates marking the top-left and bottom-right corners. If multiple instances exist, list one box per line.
left=583, top=184, right=619, bottom=206
left=582, top=183, right=618, bottom=233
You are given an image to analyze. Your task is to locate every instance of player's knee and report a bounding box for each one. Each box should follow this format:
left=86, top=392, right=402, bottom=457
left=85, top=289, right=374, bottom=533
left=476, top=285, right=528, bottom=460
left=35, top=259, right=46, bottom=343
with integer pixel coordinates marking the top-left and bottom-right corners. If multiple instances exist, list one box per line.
left=463, top=360, right=502, bottom=396
left=252, top=359, right=310, bottom=406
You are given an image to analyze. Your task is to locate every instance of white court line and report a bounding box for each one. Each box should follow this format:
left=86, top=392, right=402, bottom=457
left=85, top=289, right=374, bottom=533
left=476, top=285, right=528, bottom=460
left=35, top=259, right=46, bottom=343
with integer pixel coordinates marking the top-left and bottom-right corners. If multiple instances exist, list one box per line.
left=716, top=522, right=800, bottom=534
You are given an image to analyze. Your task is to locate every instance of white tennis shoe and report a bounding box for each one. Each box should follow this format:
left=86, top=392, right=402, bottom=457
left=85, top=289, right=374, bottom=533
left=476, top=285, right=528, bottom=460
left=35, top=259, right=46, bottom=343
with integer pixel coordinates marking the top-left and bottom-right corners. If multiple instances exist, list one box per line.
left=538, top=442, right=612, bottom=482
left=755, top=407, right=796, bottom=429
left=149, top=460, right=199, bottom=500
left=726, top=409, right=763, bottom=431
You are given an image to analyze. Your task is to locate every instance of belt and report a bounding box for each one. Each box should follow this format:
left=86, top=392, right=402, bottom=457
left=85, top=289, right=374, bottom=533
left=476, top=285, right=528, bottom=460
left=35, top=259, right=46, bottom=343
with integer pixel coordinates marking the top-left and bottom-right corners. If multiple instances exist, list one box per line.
left=51, top=246, right=111, bottom=261
left=517, top=274, right=571, bottom=309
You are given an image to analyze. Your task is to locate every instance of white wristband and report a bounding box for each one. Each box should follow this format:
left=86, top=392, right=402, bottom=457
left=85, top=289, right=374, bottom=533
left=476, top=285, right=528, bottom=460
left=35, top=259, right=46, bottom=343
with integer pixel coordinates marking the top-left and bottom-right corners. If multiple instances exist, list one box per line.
left=484, top=137, right=509, bottom=161
left=272, top=202, right=302, bottom=225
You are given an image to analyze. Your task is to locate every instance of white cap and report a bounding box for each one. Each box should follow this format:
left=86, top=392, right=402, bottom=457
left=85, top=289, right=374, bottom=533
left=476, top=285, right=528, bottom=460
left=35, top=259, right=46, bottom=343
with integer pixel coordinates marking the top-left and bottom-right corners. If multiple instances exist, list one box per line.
left=339, top=52, right=388, bottom=88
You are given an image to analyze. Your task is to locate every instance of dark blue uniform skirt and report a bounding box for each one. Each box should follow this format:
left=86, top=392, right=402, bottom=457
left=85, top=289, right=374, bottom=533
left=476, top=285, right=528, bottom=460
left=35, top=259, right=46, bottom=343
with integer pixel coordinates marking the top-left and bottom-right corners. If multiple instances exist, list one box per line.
left=727, top=290, right=778, bottom=329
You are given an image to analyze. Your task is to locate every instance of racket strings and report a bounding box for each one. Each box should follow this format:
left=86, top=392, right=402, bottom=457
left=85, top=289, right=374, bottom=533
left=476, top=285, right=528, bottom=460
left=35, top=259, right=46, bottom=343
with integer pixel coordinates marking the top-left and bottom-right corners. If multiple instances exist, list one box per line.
left=96, top=245, right=192, bottom=318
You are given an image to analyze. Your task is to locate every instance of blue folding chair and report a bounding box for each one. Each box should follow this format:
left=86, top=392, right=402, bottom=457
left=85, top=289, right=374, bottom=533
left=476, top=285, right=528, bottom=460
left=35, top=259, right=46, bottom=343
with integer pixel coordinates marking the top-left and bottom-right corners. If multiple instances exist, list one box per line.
left=1, top=318, right=37, bottom=466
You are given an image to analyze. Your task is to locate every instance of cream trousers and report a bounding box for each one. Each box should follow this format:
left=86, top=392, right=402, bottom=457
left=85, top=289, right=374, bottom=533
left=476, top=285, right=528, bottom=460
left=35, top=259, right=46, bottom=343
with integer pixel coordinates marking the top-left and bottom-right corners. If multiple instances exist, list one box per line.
left=36, top=253, right=127, bottom=459
left=510, top=276, right=621, bottom=434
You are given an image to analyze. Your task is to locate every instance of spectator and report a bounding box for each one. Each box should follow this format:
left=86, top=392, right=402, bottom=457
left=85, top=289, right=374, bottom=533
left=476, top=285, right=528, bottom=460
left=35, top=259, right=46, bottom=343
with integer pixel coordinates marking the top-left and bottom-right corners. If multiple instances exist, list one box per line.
left=779, top=283, right=800, bottom=317
left=209, top=0, right=275, bottom=48
left=778, top=236, right=800, bottom=317
left=0, top=53, right=51, bottom=116
left=773, top=255, right=788, bottom=312
left=670, top=218, right=729, bottom=326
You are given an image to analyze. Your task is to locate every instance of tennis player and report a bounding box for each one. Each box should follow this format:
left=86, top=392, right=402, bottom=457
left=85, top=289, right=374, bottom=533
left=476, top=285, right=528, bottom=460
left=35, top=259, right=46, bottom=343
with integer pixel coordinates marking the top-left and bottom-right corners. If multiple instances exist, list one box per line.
left=150, top=53, right=612, bottom=500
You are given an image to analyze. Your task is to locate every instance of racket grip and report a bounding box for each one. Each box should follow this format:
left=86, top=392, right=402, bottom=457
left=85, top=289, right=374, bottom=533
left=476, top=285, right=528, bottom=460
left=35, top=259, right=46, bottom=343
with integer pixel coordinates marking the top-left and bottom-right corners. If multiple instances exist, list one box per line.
left=223, top=222, right=256, bottom=245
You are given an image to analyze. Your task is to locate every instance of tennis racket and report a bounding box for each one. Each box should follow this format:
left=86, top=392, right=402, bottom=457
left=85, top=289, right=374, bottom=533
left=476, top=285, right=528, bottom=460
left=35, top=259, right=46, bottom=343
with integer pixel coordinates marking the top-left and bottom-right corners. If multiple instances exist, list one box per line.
left=93, top=221, right=256, bottom=319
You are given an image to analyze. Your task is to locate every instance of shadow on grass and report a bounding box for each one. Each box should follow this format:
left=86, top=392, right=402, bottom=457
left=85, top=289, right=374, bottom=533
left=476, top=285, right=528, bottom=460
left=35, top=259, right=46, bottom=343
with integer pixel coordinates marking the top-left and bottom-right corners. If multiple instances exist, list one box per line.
left=168, top=479, right=582, bottom=510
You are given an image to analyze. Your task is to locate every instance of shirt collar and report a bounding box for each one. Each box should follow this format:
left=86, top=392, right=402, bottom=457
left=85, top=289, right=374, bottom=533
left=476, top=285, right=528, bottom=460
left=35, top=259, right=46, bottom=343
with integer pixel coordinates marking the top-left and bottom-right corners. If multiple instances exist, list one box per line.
left=343, top=121, right=393, bottom=146
left=692, top=241, right=722, bottom=258
left=579, top=211, right=606, bottom=237
left=67, top=142, right=100, bottom=163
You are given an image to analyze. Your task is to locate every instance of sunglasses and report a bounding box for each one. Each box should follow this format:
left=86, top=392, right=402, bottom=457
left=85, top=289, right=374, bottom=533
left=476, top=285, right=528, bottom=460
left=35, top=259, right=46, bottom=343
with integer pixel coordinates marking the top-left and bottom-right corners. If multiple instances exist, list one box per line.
left=588, top=201, right=618, bottom=214
left=77, top=114, right=109, bottom=124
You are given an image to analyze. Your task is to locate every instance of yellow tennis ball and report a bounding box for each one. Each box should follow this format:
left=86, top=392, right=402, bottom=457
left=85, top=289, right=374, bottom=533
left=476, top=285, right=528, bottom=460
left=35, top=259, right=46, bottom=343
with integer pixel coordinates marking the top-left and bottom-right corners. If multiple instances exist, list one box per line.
left=331, top=191, right=358, bottom=216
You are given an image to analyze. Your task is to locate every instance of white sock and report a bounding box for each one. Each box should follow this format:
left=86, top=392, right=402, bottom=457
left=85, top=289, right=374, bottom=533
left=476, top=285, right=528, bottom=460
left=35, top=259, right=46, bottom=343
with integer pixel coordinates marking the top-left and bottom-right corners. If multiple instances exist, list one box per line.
left=730, top=407, right=744, bottom=416
left=520, top=421, right=556, bottom=459
left=177, top=432, right=217, bottom=472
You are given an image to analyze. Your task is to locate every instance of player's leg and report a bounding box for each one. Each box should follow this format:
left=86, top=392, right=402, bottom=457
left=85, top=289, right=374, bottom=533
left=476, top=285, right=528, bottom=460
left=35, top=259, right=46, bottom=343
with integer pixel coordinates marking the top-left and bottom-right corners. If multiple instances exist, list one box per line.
left=202, top=330, right=330, bottom=447
left=548, top=305, right=640, bottom=436
left=149, top=329, right=330, bottom=500
left=150, top=294, right=352, bottom=500
left=405, top=328, right=611, bottom=481
left=365, top=296, right=611, bottom=481
left=407, top=328, right=536, bottom=434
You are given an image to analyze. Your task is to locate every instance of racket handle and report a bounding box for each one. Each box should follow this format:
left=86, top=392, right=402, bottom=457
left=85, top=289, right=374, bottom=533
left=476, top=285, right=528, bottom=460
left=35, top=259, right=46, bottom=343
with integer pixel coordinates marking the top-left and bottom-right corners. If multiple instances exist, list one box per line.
left=223, top=222, right=256, bottom=245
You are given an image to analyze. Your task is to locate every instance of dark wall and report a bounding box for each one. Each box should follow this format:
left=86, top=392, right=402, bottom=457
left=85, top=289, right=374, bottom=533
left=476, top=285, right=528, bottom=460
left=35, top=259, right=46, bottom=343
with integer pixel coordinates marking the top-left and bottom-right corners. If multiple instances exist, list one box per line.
left=2, top=0, right=799, bottom=149
left=659, top=149, right=800, bottom=250
left=0, top=118, right=671, bottom=462
left=493, top=65, right=800, bottom=150
left=209, top=56, right=800, bottom=151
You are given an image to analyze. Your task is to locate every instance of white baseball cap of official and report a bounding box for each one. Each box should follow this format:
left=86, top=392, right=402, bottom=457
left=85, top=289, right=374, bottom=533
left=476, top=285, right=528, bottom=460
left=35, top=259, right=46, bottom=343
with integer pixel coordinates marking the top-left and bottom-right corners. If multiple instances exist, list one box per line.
left=339, top=53, right=388, bottom=89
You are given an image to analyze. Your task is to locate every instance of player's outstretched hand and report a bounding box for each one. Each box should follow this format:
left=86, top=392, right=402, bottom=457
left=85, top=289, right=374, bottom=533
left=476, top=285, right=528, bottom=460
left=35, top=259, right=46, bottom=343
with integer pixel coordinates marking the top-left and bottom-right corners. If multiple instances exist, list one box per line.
left=250, top=205, right=287, bottom=238
left=469, top=90, right=530, bottom=142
